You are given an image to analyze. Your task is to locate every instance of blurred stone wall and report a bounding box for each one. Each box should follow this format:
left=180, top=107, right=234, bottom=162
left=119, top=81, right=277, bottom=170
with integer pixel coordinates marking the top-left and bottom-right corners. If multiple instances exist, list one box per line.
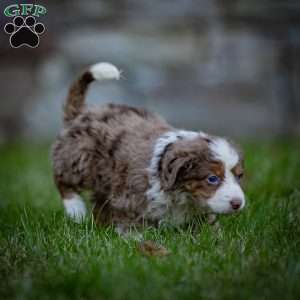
left=0, top=0, right=299, bottom=142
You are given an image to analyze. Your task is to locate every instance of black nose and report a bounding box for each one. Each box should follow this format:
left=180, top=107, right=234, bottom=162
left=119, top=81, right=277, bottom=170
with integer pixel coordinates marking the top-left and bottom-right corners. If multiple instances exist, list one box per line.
left=230, top=198, right=242, bottom=210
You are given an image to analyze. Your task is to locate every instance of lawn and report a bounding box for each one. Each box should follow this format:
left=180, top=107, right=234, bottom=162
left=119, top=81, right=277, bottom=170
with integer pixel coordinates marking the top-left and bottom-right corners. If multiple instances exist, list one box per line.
left=0, top=141, right=299, bottom=300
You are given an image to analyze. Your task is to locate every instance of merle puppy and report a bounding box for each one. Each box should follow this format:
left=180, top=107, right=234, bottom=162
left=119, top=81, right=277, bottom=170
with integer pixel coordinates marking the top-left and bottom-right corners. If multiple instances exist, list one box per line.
left=52, top=62, right=245, bottom=234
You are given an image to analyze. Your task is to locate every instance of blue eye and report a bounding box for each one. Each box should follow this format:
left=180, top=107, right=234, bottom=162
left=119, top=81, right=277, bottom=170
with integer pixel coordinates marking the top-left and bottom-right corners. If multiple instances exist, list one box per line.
left=207, top=175, right=220, bottom=185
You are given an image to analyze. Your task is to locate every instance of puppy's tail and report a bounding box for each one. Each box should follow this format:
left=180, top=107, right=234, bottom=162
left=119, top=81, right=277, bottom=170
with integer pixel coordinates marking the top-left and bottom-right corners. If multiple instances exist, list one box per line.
left=64, top=62, right=120, bottom=123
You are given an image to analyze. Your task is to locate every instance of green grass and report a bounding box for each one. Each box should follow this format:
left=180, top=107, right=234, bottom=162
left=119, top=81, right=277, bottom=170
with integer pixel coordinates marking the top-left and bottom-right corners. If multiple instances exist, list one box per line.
left=0, top=141, right=300, bottom=300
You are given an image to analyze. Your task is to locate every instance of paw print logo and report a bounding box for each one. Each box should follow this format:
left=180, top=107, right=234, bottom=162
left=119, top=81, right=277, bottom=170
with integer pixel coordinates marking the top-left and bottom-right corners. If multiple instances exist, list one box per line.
left=4, top=16, right=45, bottom=48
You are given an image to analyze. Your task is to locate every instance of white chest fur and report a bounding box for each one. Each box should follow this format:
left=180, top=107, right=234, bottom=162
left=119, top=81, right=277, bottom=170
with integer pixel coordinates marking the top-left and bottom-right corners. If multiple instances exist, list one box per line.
left=144, top=190, right=196, bottom=225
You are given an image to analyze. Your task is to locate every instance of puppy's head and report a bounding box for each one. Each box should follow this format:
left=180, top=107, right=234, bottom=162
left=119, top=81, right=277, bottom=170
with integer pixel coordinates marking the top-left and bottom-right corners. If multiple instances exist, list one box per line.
left=160, top=136, right=245, bottom=214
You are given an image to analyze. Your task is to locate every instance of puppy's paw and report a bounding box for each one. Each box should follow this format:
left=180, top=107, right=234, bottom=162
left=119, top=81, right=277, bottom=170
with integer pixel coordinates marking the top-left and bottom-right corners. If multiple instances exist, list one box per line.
left=63, top=194, right=87, bottom=223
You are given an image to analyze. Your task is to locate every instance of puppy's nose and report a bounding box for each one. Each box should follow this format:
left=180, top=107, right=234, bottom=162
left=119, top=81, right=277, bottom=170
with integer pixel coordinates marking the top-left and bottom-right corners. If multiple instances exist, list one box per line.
left=230, top=198, right=242, bottom=210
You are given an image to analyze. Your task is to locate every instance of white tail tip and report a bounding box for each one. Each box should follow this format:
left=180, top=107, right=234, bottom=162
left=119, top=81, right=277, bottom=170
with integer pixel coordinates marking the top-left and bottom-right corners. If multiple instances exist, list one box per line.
left=90, top=62, right=120, bottom=81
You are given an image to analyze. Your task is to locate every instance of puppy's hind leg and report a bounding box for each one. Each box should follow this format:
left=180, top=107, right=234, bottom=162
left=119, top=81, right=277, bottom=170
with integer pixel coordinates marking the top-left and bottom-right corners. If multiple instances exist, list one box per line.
left=56, top=181, right=87, bottom=223
left=64, top=193, right=87, bottom=223
left=52, top=143, right=93, bottom=223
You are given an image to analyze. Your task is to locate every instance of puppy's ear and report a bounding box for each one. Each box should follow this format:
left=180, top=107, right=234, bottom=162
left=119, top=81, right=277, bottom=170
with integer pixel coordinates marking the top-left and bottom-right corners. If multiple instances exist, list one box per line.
left=161, top=155, right=191, bottom=191
left=160, top=137, right=210, bottom=191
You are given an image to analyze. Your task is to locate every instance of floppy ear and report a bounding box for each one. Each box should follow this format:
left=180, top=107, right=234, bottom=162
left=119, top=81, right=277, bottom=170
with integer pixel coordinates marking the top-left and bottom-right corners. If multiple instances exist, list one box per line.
left=161, top=156, right=191, bottom=191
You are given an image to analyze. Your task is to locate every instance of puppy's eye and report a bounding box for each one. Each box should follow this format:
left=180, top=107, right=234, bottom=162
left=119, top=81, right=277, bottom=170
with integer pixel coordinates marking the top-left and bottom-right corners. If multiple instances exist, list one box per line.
left=207, top=175, right=220, bottom=185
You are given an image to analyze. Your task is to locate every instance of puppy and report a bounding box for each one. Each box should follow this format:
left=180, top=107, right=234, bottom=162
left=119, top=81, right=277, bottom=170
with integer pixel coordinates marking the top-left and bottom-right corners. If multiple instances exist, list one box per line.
left=52, top=62, right=245, bottom=234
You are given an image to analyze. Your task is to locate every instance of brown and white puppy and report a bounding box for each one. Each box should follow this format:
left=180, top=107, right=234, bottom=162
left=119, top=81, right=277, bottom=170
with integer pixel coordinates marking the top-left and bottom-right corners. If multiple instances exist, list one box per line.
left=52, top=62, right=245, bottom=233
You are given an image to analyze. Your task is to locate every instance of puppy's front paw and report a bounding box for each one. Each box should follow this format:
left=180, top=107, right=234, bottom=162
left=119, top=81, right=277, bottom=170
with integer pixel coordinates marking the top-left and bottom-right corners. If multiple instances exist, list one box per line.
left=63, top=194, right=87, bottom=223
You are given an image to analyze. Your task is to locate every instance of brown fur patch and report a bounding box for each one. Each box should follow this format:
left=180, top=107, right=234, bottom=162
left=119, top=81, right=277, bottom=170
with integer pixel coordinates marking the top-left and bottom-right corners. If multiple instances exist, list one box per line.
left=183, top=161, right=225, bottom=199
left=231, top=160, right=244, bottom=180
left=157, top=136, right=226, bottom=200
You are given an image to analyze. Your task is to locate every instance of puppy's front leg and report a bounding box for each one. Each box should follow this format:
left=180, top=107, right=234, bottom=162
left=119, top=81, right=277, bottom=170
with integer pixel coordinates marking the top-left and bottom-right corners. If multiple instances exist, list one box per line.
left=115, top=223, right=143, bottom=241
left=207, top=213, right=217, bottom=225
left=207, top=213, right=220, bottom=231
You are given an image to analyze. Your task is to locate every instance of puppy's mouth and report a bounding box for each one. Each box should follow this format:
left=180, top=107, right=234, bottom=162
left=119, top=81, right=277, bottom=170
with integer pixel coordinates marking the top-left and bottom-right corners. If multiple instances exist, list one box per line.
left=221, top=208, right=242, bottom=215
left=207, top=200, right=245, bottom=215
